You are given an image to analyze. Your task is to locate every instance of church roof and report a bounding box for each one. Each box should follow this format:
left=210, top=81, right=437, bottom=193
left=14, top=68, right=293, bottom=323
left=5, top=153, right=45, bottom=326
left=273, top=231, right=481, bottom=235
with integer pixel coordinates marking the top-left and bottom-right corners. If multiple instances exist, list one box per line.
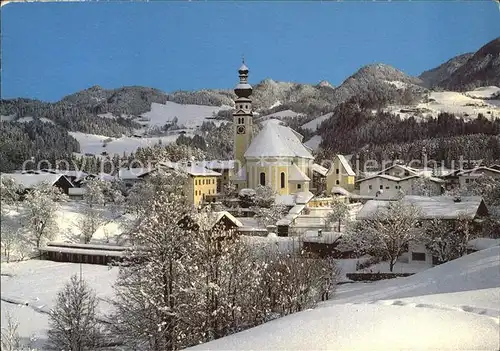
left=239, top=63, right=249, bottom=72
left=288, top=164, right=311, bottom=182
left=244, top=120, right=314, bottom=159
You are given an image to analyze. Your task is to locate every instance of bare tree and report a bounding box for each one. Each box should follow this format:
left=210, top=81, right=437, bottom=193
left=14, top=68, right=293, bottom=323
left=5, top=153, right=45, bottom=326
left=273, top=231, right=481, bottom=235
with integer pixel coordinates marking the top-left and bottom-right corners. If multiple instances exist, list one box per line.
left=326, top=198, right=350, bottom=232
left=77, top=207, right=105, bottom=244
left=348, top=200, right=422, bottom=272
left=47, top=275, right=102, bottom=351
left=1, top=312, right=21, bottom=351
left=24, top=182, right=67, bottom=248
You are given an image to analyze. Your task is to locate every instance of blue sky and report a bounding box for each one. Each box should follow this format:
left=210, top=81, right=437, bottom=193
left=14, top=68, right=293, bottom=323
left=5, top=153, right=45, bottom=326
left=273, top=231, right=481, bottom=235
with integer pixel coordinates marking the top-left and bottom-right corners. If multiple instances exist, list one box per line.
left=1, top=1, right=498, bottom=102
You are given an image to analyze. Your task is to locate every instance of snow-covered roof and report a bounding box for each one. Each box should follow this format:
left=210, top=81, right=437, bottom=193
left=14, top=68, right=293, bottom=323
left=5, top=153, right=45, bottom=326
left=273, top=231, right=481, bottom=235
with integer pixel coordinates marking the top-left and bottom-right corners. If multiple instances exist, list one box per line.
left=295, top=191, right=314, bottom=204
left=244, top=120, right=314, bottom=159
left=1, top=173, right=69, bottom=189
left=239, top=63, right=249, bottom=72
left=457, top=167, right=500, bottom=176
left=356, top=174, right=401, bottom=183
left=377, top=164, right=421, bottom=176
left=357, top=196, right=487, bottom=220
left=39, top=246, right=124, bottom=257
left=159, top=161, right=221, bottom=177
left=302, top=230, right=342, bottom=244
left=312, top=163, right=328, bottom=177
left=337, top=155, right=356, bottom=176
left=288, top=164, right=311, bottom=182
left=467, top=238, right=500, bottom=251
left=214, top=211, right=244, bottom=228
left=275, top=194, right=296, bottom=206
left=203, top=160, right=236, bottom=170
left=330, top=186, right=352, bottom=196
left=118, top=168, right=151, bottom=180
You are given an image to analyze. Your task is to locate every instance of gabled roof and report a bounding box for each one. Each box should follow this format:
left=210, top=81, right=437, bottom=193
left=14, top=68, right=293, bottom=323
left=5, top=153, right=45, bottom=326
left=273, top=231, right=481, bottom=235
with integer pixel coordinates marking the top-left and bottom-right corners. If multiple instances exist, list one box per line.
left=337, top=155, right=356, bottom=176
left=457, top=167, right=500, bottom=176
left=377, top=164, right=421, bottom=176
left=1, top=173, right=71, bottom=189
left=203, top=160, right=236, bottom=170
left=158, top=161, right=221, bottom=177
left=357, top=196, right=488, bottom=220
left=356, top=174, right=401, bottom=183
left=312, top=163, right=329, bottom=177
left=118, top=168, right=152, bottom=180
left=288, top=164, right=310, bottom=182
left=244, top=120, right=313, bottom=159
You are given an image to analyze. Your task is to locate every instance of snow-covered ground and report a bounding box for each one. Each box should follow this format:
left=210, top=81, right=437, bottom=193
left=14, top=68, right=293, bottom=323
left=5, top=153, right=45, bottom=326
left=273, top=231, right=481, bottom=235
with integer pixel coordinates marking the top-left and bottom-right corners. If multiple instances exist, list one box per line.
left=1, top=115, right=54, bottom=124
left=1, top=260, right=118, bottom=349
left=187, top=247, right=500, bottom=350
left=304, top=135, right=322, bottom=151
left=69, top=131, right=193, bottom=156
left=140, top=102, right=231, bottom=128
left=259, top=109, right=303, bottom=120
left=301, top=112, right=333, bottom=131
left=385, top=87, right=500, bottom=120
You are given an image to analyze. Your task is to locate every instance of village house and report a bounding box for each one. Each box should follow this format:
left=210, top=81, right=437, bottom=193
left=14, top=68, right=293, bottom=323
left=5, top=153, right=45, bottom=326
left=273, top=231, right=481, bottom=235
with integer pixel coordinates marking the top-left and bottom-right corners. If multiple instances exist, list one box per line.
left=457, top=166, right=500, bottom=188
left=1, top=173, right=74, bottom=195
left=356, top=195, right=489, bottom=265
left=325, top=155, right=356, bottom=194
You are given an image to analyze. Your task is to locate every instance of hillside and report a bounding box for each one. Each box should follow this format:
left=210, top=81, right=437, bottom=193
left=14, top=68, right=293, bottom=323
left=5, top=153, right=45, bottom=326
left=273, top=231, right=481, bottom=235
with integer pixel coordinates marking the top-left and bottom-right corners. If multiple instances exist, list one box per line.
left=438, top=37, right=500, bottom=91
left=187, top=247, right=500, bottom=350
left=419, top=53, right=474, bottom=88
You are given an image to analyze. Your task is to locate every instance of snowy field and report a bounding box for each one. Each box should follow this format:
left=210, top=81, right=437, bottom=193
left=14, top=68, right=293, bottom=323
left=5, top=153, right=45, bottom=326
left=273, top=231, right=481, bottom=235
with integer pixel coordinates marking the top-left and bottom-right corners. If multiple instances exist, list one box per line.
left=385, top=86, right=500, bottom=120
left=140, top=102, right=231, bottom=128
left=300, top=112, right=333, bottom=131
left=258, top=109, right=303, bottom=121
left=1, top=245, right=498, bottom=350
left=1, top=260, right=118, bottom=349
left=69, top=131, right=193, bottom=156
left=188, top=247, right=500, bottom=350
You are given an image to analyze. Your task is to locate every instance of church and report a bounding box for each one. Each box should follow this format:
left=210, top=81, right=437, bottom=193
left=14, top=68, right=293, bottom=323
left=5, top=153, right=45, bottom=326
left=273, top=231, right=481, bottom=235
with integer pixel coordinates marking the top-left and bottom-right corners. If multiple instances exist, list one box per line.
left=230, top=62, right=315, bottom=196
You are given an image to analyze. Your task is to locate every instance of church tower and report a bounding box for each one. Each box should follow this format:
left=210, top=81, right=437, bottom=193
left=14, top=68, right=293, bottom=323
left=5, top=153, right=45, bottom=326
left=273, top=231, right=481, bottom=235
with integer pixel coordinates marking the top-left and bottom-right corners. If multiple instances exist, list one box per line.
left=233, top=60, right=253, bottom=170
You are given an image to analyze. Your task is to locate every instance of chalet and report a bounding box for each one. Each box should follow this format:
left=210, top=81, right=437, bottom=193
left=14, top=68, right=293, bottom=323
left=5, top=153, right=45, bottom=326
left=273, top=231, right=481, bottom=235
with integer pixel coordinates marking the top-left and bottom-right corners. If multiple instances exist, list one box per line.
left=357, top=195, right=489, bottom=265
left=1, top=173, right=74, bottom=195
left=118, top=167, right=152, bottom=188
left=457, top=167, right=500, bottom=188
left=204, top=160, right=236, bottom=193
left=356, top=174, right=444, bottom=199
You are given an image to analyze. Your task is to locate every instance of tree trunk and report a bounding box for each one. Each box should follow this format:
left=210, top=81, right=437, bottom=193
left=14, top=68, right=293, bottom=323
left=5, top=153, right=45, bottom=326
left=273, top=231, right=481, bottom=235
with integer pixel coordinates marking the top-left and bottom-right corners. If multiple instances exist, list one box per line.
left=338, top=219, right=341, bottom=232
left=389, top=259, right=395, bottom=272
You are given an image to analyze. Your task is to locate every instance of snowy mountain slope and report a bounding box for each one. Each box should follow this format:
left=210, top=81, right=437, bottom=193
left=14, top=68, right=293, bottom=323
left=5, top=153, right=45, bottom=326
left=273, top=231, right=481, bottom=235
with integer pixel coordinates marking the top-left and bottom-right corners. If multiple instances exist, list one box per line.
left=419, top=53, right=474, bottom=88
left=384, top=87, right=500, bottom=120
left=69, top=131, right=193, bottom=156
left=439, top=37, right=500, bottom=91
left=141, top=101, right=231, bottom=128
left=301, top=112, right=333, bottom=131
left=257, top=109, right=304, bottom=121
left=187, top=247, right=500, bottom=350
left=303, top=135, right=322, bottom=151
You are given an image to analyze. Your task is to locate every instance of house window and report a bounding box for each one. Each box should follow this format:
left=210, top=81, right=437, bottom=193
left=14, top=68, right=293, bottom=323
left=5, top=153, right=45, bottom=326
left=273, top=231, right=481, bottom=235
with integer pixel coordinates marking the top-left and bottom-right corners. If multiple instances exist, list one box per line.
left=235, top=184, right=239, bottom=189
left=380, top=185, right=383, bottom=190
left=297, top=184, right=302, bottom=189
left=195, top=190, right=198, bottom=196
left=336, top=169, right=339, bottom=174
left=465, top=179, right=470, bottom=184
left=369, top=185, right=372, bottom=190
left=336, top=180, right=340, bottom=185
left=412, top=252, right=426, bottom=261
left=280, top=172, right=285, bottom=188
left=260, top=172, right=266, bottom=186
left=385, top=186, right=390, bottom=189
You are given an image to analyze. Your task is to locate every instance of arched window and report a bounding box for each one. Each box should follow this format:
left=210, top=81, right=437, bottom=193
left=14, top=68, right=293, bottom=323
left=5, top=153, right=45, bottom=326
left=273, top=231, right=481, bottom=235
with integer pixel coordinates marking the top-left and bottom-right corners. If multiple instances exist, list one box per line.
left=260, top=172, right=266, bottom=186
left=280, top=172, right=285, bottom=188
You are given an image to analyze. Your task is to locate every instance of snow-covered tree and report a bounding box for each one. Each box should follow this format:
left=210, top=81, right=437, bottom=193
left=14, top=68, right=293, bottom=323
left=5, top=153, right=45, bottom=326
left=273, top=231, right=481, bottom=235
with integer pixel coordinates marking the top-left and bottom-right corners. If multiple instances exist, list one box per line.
left=410, top=177, right=441, bottom=196
left=421, top=216, right=475, bottom=264
left=0, top=176, right=20, bottom=207
left=1, top=312, right=21, bottom=351
left=112, top=171, right=193, bottom=350
left=24, top=182, right=67, bottom=248
left=326, top=198, right=350, bottom=232
left=47, top=275, right=102, bottom=351
left=0, top=225, right=22, bottom=263
left=252, top=203, right=288, bottom=228
left=254, top=185, right=276, bottom=208
left=82, top=178, right=106, bottom=209
left=345, top=200, right=422, bottom=272
left=77, top=207, right=105, bottom=244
